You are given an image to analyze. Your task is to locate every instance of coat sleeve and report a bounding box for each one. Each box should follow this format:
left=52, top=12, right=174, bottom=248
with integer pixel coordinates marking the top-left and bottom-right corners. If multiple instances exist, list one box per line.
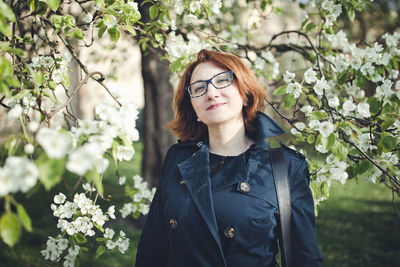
left=290, top=159, right=323, bottom=267
left=135, top=152, right=171, bottom=266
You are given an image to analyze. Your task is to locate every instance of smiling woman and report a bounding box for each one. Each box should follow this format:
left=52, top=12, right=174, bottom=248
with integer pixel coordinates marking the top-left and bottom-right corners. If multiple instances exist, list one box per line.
left=135, top=49, right=322, bottom=267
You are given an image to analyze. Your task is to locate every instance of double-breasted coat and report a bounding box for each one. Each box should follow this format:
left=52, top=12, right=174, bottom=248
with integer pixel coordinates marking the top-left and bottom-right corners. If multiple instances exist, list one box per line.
left=135, top=112, right=322, bottom=267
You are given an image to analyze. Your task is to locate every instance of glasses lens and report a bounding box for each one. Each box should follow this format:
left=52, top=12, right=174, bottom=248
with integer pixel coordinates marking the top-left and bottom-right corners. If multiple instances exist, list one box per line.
left=189, top=82, right=207, bottom=97
left=212, top=72, right=233, bottom=89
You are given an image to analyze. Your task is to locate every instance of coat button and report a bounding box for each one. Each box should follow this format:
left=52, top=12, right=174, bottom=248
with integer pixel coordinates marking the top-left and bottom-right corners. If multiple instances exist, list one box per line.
left=224, top=227, right=235, bottom=239
left=196, top=141, right=203, bottom=147
left=239, top=182, right=251, bottom=192
left=179, top=178, right=186, bottom=185
left=169, top=218, right=178, bottom=229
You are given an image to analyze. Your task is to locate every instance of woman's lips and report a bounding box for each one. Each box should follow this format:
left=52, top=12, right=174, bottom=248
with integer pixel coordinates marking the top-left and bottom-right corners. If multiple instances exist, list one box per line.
left=207, top=103, right=225, bottom=110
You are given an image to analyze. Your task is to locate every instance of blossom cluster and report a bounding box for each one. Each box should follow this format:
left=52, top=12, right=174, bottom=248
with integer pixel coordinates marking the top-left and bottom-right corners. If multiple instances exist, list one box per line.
left=35, top=102, right=139, bottom=177
left=41, top=185, right=128, bottom=266
left=120, top=175, right=156, bottom=218
left=321, top=0, right=342, bottom=26
left=0, top=156, right=39, bottom=197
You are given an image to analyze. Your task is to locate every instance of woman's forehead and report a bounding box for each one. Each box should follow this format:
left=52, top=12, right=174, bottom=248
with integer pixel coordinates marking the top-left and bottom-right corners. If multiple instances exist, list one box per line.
left=190, top=62, right=227, bottom=82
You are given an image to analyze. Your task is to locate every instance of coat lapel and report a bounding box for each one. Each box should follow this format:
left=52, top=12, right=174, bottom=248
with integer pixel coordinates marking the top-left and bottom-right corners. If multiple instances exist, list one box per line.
left=177, top=145, right=225, bottom=262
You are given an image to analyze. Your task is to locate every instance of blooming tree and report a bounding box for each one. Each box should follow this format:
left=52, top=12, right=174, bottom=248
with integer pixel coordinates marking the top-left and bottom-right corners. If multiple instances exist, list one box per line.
left=0, top=0, right=399, bottom=265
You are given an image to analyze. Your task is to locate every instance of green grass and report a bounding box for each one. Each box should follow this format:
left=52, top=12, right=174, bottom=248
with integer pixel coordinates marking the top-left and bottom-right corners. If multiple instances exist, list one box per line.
left=316, top=179, right=400, bottom=267
left=0, top=142, right=399, bottom=266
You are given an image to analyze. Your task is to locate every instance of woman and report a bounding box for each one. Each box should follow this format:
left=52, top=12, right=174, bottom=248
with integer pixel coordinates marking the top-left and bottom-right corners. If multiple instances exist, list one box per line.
left=135, top=50, right=322, bottom=267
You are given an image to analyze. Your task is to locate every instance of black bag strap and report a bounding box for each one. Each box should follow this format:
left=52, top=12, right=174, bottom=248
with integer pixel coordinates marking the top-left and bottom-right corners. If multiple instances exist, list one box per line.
left=270, top=146, right=292, bottom=267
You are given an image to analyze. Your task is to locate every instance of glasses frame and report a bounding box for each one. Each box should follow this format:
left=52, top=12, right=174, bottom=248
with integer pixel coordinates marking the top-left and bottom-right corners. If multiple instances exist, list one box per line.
left=186, top=70, right=234, bottom=98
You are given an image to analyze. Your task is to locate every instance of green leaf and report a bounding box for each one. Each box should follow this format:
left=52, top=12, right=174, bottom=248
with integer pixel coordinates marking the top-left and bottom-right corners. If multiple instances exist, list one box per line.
left=0, top=213, right=21, bottom=247
left=149, top=5, right=159, bottom=20
left=37, top=154, right=65, bottom=191
left=260, top=0, right=267, bottom=11
left=0, top=56, right=13, bottom=77
left=367, top=97, right=381, bottom=116
left=16, top=205, right=32, bottom=232
left=337, top=70, right=348, bottom=85
left=169, top=58, right=183, bottom=73
left=85, top=169, right=103, bottom=197
left=96, top=245, right=106, bottom=258
left=284, top=94, right=296, bottom=108
left=346, top=6, right=355, bottom=22
left=73, top=29, right=84, bottom=40
left=154, top=33, right=164, bottom=45
left=332, top=141, right=348, bottom=161
left=95, top=0, right=105, bottom=9
left=305, top=22, right=316, bottom=33
left=28, top=0, right=37, bottom=12
left=326, top=133, right=336, bottom=150
left=381, top=135, right=397, bottom=152
left=33, top=71, right=45, bottom=85
left=51, top=15, right=63, bottom=29
left=74, top=233, right=87, bottom=244
left=63, top=15, right=76, bottom=26
left=0, top=0, right=16, bottom=21
left=273, top=85, right=287, bottom=96
left=359, top=159, right=371, bottom=174
left=308, top=94, right=321, bottom=107
left=46, top=0, right=59, bottom=12
left=381, top=117, right=395, bottom=130
left=61, top=71, right=70, bottom=87
left=98, top=25, right=107, bottom=39
left=0, top=16, right=11, bottom=36
left=108, top=26, right=120, bottom=42
left=124, top=24, right=136, bottom=36
left=310, top=111, right=328, bottom=120
left=307, top=134, right=315, bottom=144
left=346, top=164, right=358, bottom=179
left=393, top=58, right=399, bottom=70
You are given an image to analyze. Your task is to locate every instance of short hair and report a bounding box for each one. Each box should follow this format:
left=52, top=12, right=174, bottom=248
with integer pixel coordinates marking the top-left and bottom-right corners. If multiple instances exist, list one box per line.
left=166, top=49, right=267, bottom=141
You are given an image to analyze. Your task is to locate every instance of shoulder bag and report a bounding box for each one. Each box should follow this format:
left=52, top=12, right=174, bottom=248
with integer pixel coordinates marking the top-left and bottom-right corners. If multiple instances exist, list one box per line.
left=270, top=146, right=292, bottom=267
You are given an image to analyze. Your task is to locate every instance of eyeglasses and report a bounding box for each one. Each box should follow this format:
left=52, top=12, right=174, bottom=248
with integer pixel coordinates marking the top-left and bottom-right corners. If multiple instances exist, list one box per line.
left=186, top=70, right=234, bottom=98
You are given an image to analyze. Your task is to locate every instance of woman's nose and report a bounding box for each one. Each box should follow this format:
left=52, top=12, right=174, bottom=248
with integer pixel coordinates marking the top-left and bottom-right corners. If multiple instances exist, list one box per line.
left=206, top=83, right=220, bottom=98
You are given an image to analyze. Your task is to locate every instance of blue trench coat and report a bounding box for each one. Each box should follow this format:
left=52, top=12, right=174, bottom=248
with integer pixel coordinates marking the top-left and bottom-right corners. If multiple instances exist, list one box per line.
left=136, top=112, right=322, bottom=267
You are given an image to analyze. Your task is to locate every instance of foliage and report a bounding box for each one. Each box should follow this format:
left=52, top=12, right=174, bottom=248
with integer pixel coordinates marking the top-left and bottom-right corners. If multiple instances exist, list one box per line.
left=0, top=0, right=399, bottom=265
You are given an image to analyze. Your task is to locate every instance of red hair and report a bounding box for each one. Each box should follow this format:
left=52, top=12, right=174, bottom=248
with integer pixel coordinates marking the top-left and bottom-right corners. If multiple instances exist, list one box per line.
left=166, top=49, right=267, bottom=141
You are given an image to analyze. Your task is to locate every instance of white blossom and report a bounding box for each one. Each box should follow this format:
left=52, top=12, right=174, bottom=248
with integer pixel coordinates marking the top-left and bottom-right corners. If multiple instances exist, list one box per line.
left=356, top=102, right=371, bottom=118
left=283, top=71, right=295, bottom=83
left=313, top=77, right=330, bottom=96
left=37, top=128, right=72, bottom=159
left=304, top=68, right=317, bottom=84
left=300, top=105, right=313, bottom=116
left=319, top=121, right=334, bottom=137
left=119, top=176, right=126, bottom=185
left=342, top=99, right=356, bottom=116
left=104, top=228, right=115, bottom=239
left=309, top=119, right=320, bottom=130
left=116, top=145, right=135, bottom=161
left=24, top=143, right=35, bottom=154
left=104, top=14, right=117, bottom=28
left=328, top=96, right=340, bottom=108
left=6, top=104, right=22, bottom=120
left=286, top=82, right=302, bottom=98
left=52, top=69, right=63, bottom=83
left=54, top=193, right=66, bottom=204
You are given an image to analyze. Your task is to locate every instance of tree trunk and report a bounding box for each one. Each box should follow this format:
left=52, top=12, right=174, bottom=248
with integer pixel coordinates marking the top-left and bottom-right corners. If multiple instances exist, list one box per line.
left=141, top=49, right=175, bottom=187
left=138, top=0, right=175, bottom=187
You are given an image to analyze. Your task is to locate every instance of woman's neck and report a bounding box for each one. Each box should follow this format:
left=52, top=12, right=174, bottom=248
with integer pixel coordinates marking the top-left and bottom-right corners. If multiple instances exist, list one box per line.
left=208, top=122, right=253, bottom=156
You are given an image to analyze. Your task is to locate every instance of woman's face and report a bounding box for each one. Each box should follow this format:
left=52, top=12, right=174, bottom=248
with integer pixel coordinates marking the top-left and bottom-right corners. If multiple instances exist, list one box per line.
left=189, top=61, right=244, bottom=128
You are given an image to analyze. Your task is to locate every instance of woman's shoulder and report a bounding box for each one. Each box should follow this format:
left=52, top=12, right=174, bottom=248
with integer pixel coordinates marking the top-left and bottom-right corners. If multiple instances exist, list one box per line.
left=279, top=143, right=306, bottom=162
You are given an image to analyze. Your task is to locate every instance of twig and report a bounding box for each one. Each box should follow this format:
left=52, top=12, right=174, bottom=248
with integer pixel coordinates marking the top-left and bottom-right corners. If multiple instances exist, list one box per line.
left=48, top=71, right=105, bottom=118
left=345, top=138, right=400, bottom=188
